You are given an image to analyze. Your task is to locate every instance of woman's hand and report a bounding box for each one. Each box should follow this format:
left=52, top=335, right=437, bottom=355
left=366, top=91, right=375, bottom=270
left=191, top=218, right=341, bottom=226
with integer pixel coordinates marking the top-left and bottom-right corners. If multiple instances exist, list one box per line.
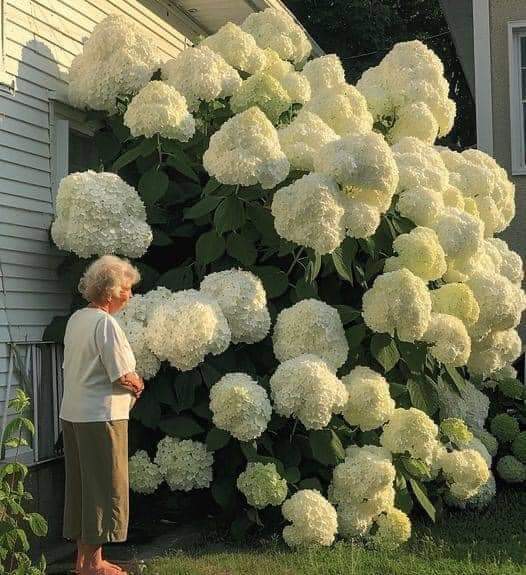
left=116, top=372, right=144, bottom=398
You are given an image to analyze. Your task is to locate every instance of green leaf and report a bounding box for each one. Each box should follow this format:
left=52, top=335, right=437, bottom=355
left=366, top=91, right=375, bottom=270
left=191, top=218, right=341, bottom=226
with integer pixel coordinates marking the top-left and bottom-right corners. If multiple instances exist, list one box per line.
left=206, top=428, right=231, bottom=451
left=246, top=205, right=279, bottom=246
left=16, top=528, right=29, bottom=552
left=226, top=233, right=257, bottom=266
left=345, top=323, right=368, bottom=351
left=152, top=374, right=177, bottom=408
left=134, top=262, right=160, bottom=292
left=401, top=456, right=431, bottom=480
left=230, top=515, right=252, bottom=541
left=283, top=466, right=301, bottom=483
left=398, top=341, right=428, bottom=373
left=196, top=230, right=226, bottom=265
left=395, top=487, right=414, bottom=515
left=294, top=277, right=318, bottom=301
left=138, top=169, right=169, bottom=205
left=408, top=477, right=436, bottom=522
left=309, top=429, right=345, bottom=466
left=131, top=393, right=161, bottom=429
left=407, top=376, right=439, bottom=416
left=214, top=197, right=246, bottom=234
left=18, top=418, right=35, bottom=435
left=174, top=371, right=201, bottom=412
left=157, top=267, right=193, bottom=291
left=444, top=365, right=467, bottom=395
left=159, top=415, right=204, bottom=438
left=331, top=238, right=358, bottom=283
left=151, top=228, right=173, bottom=246
left=211, top=478, right=235, bottom=510
left=94, top=131, right=120, bottom=164
left=202, top=177, right=222, bottom=195
left=250, top=266, right=288, bottom=298
left=26, top=513, right=48, bottom=537
left=305, top=252, right=322, bottom=284
left=184, top=196, right=222, bottom=219
left=107, top=114, right=131, bottom=143
left=370, top=333, right=400, bottom=372
left=298, top=477, right=323, bottom=492
left=112, top=140, right=150, bottom=172
left=166, top=150, right=199, bottom=182
left=334, top=305, right=361, bottom=326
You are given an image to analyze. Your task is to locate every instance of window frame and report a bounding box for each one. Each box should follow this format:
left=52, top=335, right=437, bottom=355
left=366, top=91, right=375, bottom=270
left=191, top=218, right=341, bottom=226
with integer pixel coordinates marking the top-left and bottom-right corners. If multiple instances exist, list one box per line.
left=508, top=21, right=526, bottom=175
left=0, top=0, right=14, bottom=91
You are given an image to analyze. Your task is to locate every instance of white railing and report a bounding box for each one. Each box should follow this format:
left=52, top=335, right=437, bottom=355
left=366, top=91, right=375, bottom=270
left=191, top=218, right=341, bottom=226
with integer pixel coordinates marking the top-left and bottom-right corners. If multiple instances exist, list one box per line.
left=1, top=341, right=64, bottom=464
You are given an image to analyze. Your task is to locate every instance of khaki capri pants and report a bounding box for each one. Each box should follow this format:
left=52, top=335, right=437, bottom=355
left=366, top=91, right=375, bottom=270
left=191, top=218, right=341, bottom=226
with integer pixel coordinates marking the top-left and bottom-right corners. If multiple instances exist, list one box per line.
left=61, top=418, right=129, bottom=545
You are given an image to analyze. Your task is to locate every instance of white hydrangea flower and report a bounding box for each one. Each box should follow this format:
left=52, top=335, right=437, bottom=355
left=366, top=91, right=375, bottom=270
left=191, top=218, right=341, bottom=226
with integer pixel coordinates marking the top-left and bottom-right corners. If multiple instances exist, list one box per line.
left=236, top=462, right=288, bottom=509
left=459, top=436, right=492, bottom=468
left=277, top=110, right=339, bottom=172
left=116, top=318, right=160, bottom=380
left=230, top=72, right=291, bottom=122
left=154, top=437, right=213, bottom=492
left=162, top=45, right=241, bottom=111
left=329, top=445, right=395, bottom=506
left=51, top=171, right=152, bottom=258
left=241, top=8, right=312, bottom=66
left=357, top=40, right=455, bottom=141
left=430, top=283, right=480, bottom=326
left=200, top=22, right=267, bottom=74
left=396, top=186, right=445, bottom=227
left=431, top=207, right=484, bottom=261
left=270, top=354, right=348, bottom=430
left=391, top=137, right=449, bottom=194
left=438, top=448, right=490, bottom=500
left=362, top=269, right=432, bottom=342
left=209, top=373, right=272, bottom=441
left=145, top=289, right=231, bottom=371
left=467, top=328, right=522, bottom=377
left=384, top=226, right=446, bottom=281
left=371, top=508, right=412, bottom=550
left=200, top=269, right=270, bottom=344
left=485, top=238, right=524, bottom=285
left=444, top=472, right=496, bottom=510
left=259, top=49, right=311, bottom=104
left=437, top=378, right=490, bottom=430
left=272, top=299, right=348, bottom=370
left=466, top=270, right=526, bottom=338
left=380, top=407, right=440, bottom=463
left=203, top=107, right=290, bottom=189
left=442, top=185, right=466, bottom=210
left=123, top=81, right=195, bottom=141
left=341, top=199, right=382, bottom=239
left=68, top=14, right=161, bottom=112
left=128, top=450, right=163, bottom=495
left=440, top=148, right=515, bottom=236
left=388, top=102, right=439, bottom=144
left=271, top=173, right=346, bottom=255
left=422, top=312, right=471, bottom=367
left=303, top=83, right=374, bottom=136
left=302, top=54, right=346, bottom=95
left=281, top=489, right=338, bottom=547
left=341, top=367, right=395, bottom=431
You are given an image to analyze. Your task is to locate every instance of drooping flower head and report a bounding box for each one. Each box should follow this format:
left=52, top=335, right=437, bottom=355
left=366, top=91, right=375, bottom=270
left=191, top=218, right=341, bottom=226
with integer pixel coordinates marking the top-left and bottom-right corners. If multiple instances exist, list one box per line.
left=237, top=462, right=288, bottom=509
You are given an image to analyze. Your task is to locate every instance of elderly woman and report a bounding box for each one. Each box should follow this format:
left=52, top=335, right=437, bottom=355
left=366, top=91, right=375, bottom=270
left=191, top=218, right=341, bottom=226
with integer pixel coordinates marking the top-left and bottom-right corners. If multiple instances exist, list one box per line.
left=59, top=255, right=144, bottom=575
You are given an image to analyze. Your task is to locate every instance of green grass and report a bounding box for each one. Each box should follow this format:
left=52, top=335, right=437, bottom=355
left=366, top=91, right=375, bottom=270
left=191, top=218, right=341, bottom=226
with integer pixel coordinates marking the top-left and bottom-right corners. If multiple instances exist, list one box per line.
left=145, top=487, right=526, bottom=575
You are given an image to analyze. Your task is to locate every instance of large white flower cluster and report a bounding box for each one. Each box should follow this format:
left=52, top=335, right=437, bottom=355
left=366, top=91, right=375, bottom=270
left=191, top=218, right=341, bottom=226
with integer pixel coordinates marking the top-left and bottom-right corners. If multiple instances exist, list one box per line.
left=203, top=107, right=290, bottom=189
left=271, top=173, right=345, bottom=255
left=162, top=45, right=241, bottom=111
left=423, top=312, right=471, bottom=367
left=200, top=22, right=267, bottom=74
left=281, top=489, right=338, bottom=547
left=270, top=354, right=348, bottom=430
left=341, top=367, right=395, bottom=431
left=145, top=289, right=231, bottom=371
left=467, top=328, right=522, bottom=378
left=371, top=508, right=412, bottom=550
left=68, top=14, right=161, bottom=112
left=314, top=132, right=398, bottom=238
left=380, top=408, right=439, bottom=463
left=384, top=226, right=446, bottom=281
left=236, top=462, right=288, bottom=509
left=430, top=283, right=480, bottom=327
left=357, top=40, right=455, bottom=143
left=154, top=436, right=213, bottom=492
left=128, top=450, right=163, bottom=495
left=209, top=373, right=272, bottom=441
left=438, top=448, right=490, bottom=500
left=437, top=379, right=490, bottom=431
left=51, top=171, right=152, bottom=258
left=302, top=54, right=346, bottom=96
left=241, top=8, right=312, bottom=66
left=362, top=269, right=432, bottom=342
left=272, top=299, right=348, bottom=370
left=123, top=81, right=195, bottom=141
left=200, top=269, right=271, bottom=344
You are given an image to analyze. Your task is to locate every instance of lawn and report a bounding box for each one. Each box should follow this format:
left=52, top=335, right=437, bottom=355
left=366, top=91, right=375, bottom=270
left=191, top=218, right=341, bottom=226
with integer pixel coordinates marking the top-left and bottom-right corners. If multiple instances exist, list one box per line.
left=143, top=487, right=526, bottom=575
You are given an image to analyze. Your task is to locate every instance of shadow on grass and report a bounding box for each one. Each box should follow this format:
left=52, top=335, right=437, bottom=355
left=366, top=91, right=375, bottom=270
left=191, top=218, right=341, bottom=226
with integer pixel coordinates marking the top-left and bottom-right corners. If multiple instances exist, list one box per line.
left=145, top=486, right=526, bottom=575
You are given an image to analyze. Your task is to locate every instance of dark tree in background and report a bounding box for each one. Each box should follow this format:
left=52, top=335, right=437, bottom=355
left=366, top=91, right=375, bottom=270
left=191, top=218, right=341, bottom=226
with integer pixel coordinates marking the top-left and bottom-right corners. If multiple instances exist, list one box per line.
left=284, top=0, right=475, bottom=149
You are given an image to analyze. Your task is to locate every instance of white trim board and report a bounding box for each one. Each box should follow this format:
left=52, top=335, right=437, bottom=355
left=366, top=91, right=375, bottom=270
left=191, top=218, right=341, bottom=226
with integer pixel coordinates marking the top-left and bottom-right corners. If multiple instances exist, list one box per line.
left=473, top=0, right=493, bottom=155
left=508, top=20, right=526, bottom=175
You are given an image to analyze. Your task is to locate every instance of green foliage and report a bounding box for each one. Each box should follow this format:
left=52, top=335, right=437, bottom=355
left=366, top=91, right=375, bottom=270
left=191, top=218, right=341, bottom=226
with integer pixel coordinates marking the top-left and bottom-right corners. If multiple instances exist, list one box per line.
left=0, top=390, right=47, bottom=575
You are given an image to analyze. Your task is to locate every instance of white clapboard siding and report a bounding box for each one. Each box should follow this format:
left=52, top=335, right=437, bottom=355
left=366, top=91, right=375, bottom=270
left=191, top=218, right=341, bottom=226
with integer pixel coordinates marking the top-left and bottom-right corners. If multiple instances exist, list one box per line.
left=0, top=0, right=197, bottom=429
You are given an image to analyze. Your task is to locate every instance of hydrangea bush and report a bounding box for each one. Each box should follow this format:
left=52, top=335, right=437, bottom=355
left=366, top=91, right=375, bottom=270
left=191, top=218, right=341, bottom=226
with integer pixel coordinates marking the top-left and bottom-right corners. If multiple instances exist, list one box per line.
left=48, top=8, right=525, bottom=550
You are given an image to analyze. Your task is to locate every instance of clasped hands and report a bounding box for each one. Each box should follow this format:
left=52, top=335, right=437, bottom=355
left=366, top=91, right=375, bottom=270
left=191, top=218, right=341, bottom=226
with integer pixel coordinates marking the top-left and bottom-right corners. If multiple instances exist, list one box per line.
left=118, top=371, right=145, bottom=398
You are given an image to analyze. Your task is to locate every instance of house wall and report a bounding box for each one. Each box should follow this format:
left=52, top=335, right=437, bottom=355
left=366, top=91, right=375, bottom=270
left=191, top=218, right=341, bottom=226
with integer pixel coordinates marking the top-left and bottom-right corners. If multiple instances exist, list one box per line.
left=0, top=0, right=194, bottom=451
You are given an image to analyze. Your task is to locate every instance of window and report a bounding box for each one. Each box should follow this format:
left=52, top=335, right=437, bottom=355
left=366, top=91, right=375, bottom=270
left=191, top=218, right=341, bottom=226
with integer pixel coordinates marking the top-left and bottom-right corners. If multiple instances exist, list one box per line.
left=508, top=22, right=526, bottom=175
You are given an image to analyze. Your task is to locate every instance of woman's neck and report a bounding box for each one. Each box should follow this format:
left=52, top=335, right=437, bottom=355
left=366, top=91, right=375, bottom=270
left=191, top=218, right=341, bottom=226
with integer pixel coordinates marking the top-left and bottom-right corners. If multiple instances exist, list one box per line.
left=88, top=301, right=111, bottom=314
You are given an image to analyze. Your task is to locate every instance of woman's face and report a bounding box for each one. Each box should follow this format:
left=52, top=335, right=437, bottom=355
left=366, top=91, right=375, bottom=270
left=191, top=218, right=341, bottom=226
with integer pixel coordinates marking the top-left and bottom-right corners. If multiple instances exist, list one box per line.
left=108, top=279, right=134, bottom=314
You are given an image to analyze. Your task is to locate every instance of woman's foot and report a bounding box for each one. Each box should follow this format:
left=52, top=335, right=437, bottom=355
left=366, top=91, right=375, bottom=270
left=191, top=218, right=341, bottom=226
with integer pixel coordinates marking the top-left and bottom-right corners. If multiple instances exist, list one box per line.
left=78, top=563, right=126, bottom=575
left=76, top=560, right=124, bottom=574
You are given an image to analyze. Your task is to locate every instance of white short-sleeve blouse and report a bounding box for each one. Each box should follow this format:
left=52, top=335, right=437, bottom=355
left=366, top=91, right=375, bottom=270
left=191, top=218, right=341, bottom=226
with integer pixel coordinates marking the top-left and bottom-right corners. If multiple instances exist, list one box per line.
left=59, top=307, right=137, bottom=422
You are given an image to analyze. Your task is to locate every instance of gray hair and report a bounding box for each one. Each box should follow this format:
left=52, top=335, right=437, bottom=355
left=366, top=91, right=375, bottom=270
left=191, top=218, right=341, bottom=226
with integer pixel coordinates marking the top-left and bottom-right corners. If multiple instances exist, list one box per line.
left=78, top=255, right=141, bottom=303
